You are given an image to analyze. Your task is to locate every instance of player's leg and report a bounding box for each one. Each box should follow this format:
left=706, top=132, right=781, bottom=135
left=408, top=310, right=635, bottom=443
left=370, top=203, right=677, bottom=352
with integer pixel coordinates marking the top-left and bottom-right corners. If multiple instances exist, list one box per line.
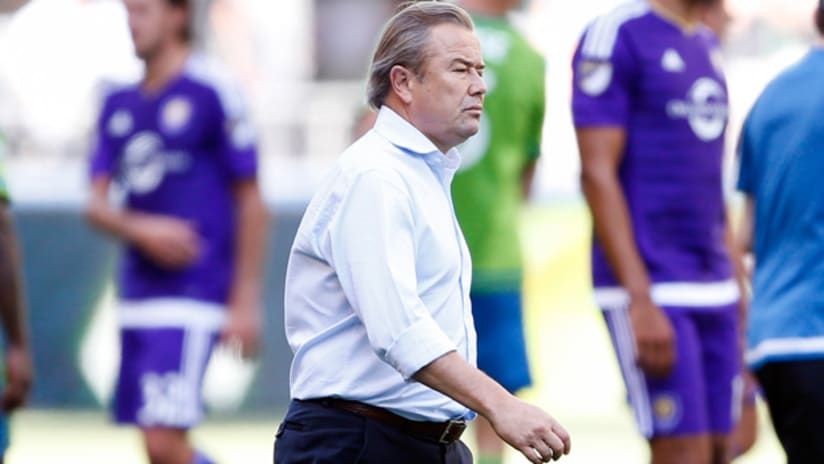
left=731, top=371, right=758, bottom=458
left=143, top=427, right=194, bottom=464
left=115, top=322, right=219, bottom=464
left=602, top=306, right=712, bottom=464
left=755, top=359, right=824, bottom=464
left=471, top=291, right=531, bottom=464
left=694, top=306, right=740, bottom=464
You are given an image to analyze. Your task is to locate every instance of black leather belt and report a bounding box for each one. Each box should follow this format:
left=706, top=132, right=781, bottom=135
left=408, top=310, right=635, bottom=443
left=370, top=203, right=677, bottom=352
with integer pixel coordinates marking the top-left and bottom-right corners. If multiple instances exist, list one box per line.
left=304, top=397, right=467, bottom=444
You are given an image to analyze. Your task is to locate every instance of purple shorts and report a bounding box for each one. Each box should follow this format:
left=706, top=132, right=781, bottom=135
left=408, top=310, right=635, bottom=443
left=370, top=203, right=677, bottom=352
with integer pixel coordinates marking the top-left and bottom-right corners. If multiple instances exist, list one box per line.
left=113, top=299, right=225, bottom=428
left=601, top=304, right=740, bottom=438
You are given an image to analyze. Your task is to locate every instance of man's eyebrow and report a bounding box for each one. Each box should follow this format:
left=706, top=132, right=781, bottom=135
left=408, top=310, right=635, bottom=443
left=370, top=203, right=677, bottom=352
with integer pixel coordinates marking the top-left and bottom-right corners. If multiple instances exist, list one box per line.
left=450, top=57, right=485, bottom=69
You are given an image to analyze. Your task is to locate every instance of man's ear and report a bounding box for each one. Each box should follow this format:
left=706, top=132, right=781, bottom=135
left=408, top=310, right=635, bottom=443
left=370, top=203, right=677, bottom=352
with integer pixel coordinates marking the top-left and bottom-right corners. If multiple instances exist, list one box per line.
left=389, top=65, right=415, bottom=105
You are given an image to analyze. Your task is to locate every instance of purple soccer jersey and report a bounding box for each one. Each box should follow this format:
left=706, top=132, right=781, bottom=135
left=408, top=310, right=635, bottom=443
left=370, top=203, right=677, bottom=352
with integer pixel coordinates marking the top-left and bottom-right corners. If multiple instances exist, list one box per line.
left=90, top=53, right=257, bottom=304
left=572, top=2, right=732, bottom=288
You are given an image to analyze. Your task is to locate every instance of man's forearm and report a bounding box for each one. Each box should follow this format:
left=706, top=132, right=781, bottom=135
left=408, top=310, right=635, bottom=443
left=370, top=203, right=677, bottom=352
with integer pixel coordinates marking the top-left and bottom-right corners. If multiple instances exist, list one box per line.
left=413, top=351, right=510, bottom=420
left=0, top=207, right=28, bottom=347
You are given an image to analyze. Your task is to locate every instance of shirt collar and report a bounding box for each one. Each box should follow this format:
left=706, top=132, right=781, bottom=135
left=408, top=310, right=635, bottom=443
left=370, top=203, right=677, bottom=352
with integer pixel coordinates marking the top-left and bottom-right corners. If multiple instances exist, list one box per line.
left=374, top=106, right=441, bottom=155
left=373, top=106, right=463, bottom=171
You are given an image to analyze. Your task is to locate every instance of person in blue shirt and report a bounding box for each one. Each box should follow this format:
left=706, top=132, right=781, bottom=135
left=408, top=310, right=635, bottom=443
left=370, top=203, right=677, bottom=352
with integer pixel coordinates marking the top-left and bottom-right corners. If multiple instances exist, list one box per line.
left=736, top=2, right=824, bottom=461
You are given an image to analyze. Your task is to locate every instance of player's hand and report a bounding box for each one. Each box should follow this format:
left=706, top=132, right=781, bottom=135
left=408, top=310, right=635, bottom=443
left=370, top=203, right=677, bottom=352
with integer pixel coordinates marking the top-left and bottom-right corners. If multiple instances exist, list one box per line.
left=220, top=302, right=261, bottom=359
left=489, top=397, right=571, bottom=463
left=1, top=344, right=32, bottom=412
left=629, top=294, right=676, bottom=378
left=131, top=215, right=201, bottom=269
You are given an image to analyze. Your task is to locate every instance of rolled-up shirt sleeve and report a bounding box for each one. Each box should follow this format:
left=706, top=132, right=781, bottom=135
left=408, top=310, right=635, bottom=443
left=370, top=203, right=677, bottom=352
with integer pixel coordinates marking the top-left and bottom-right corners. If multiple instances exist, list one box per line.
left=326, top=169, right=456, bottom=379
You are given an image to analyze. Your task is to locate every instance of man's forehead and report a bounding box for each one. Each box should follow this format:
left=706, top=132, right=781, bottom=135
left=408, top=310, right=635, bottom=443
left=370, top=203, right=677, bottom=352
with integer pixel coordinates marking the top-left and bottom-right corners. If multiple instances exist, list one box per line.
left=426, top=24, right=482, bottom=60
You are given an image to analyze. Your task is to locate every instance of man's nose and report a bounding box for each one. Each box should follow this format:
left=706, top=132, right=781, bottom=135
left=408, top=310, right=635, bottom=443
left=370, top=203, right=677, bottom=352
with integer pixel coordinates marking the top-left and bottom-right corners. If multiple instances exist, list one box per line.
left=470, top=70, right=487, bottom=95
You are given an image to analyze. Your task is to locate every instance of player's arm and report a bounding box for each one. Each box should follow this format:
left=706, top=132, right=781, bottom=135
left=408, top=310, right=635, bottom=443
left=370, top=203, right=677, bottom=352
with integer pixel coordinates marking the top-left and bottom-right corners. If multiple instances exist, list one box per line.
left=414, top=351, right=570, bottom=463
left=522, top=54, right=546, bottom=200
left=0, top=201, right=31, bottom=412
left=85, top=177, right=200, bottom=269
left=222, top=179, right=268, bottom=358
left=576, top=127, right=675, bottom=377
left=521, top=160, right=538, bottom=199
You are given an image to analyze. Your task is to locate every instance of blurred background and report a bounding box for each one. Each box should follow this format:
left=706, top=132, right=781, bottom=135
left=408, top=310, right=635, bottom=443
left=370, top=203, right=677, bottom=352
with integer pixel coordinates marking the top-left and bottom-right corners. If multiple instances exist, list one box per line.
left=0, top=0, right=817, bottom=462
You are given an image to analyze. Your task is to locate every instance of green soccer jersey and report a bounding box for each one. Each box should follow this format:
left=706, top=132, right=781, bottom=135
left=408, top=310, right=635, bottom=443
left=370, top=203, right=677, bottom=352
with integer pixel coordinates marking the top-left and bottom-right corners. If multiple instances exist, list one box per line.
left=452, top=14, right=546, bottom=293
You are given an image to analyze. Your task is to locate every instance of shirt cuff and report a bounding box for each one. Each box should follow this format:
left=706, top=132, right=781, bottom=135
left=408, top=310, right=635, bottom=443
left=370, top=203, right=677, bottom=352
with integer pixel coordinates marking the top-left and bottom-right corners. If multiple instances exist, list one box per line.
left=384, top=317, right=457, bottom=380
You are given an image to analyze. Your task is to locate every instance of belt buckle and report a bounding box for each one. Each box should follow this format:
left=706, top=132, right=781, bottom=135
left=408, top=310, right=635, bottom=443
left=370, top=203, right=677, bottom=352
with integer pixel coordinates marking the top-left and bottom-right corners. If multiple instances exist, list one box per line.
left=438, top=419, right=465, bottom=444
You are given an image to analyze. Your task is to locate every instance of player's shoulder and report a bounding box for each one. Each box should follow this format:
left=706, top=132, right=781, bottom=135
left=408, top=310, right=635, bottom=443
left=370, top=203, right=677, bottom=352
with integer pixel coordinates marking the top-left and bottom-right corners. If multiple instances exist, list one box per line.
left=694, top=24, right=721, bottom=49
left=98, top=79, right=139, bottom=106
left=579, top=0, right=651, bottom=59
left=182, top=51, right=248, bottom=113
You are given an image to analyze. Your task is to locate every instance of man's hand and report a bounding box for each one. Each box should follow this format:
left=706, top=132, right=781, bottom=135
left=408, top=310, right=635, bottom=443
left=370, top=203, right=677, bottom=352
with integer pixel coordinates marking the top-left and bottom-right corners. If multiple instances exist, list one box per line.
left=131, top=215, right=200, bottom=269
left=220, top=302, right=261, bottom=359
left=489, top=397, right=571, bottom=463
left=1, top=344, right=31, bottom=412
left=630, top=294, right=676, bottom=378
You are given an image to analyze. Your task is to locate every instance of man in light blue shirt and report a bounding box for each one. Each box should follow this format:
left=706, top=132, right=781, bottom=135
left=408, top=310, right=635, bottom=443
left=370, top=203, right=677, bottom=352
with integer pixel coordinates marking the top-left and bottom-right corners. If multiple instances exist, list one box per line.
left=276, top=3, right=570, bottom=464
left=736, top=1, right=824, bottom=461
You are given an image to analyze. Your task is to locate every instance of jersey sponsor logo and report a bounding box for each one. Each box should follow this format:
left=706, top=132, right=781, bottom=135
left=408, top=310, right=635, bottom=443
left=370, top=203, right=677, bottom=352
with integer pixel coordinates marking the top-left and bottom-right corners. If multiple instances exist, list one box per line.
left=122, top=132, right=166, bottom=194
left=665, top=77, right=727, bottom=141
left=661, top=48, right=685, bottom=72
left=457, top=113, right=490, bottom=171
left=577, top=60, right=613, bottom=96
left=108, top=110, right=133, bottom=137
left=120, top=132, right=193, bottom=194
left=160, top=96, right=193, bottom=134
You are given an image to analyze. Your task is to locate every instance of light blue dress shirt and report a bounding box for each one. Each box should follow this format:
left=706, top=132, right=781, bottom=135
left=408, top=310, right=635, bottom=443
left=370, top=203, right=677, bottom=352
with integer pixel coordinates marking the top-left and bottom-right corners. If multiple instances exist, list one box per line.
left=284, top=106, right=476, bottom=422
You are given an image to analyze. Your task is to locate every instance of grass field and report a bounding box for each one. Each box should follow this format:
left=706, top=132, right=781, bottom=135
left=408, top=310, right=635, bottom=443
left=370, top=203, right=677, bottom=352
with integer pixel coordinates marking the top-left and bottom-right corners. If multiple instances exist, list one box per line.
left=4, top=204, right=787, bottom=463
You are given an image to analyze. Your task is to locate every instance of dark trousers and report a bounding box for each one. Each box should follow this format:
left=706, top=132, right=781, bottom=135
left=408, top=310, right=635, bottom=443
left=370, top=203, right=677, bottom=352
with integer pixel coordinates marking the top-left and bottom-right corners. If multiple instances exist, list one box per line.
left=756, top=358, right=824, bottom=464
left=274, top=399, right=473, bottom=464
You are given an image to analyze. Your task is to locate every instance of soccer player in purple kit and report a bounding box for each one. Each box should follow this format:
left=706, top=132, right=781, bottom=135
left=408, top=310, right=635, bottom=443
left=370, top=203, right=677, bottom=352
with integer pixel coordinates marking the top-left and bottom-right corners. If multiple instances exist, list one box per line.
left=85, top=0, right=268, bottom=463
left=572, top=0, right=741, bottom=463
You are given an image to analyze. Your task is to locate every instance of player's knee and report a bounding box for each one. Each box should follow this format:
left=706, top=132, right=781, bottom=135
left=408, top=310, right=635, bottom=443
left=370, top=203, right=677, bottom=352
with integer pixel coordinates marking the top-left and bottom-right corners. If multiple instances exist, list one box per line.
left=143, top=429, right=189, bottom=464
left=651, top=435, right=712, bottom=464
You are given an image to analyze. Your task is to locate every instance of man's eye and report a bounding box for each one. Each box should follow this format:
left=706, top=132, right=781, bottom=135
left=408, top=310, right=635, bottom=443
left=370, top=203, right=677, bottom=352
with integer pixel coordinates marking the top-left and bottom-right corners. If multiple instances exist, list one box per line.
left=453, top=67, right=468, bottom=73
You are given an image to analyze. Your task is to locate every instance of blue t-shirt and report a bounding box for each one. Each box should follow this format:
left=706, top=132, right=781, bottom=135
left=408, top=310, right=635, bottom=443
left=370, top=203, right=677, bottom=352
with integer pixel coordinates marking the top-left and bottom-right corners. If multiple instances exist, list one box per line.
left=737, top=47, right=824, bottom=369
left=571, top=1, right=731, bottom=288
left=90, top=53, right=258, bottom=304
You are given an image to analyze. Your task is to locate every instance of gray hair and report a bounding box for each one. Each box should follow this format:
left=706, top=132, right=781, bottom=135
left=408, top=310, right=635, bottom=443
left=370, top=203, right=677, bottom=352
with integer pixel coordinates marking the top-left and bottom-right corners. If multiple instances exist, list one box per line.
left=366, top=1, right=474, bottom=110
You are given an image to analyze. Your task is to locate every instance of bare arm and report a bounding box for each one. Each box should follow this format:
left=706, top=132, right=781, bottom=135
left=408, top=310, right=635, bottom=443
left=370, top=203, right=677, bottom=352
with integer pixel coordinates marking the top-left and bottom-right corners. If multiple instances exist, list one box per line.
left=85, top=176, right=200, bottom=269
left=414, top=352, right=571, bottom=463
left=521, top=159, right=538, bottom=199
left=577, top=127, right=675, bottom=377
left=221, top=179, right=269, bottom=358
left=0, top=203, right=31, bottom=412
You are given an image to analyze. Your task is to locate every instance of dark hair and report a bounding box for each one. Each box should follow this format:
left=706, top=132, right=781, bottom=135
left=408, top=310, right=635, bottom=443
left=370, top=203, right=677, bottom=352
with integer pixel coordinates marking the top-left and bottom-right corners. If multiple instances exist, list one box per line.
left=166, top=0, right=192, bottom=42
left=366, top=1, right=474, bottom=110
left=817, top=1, right=824, bottom=35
